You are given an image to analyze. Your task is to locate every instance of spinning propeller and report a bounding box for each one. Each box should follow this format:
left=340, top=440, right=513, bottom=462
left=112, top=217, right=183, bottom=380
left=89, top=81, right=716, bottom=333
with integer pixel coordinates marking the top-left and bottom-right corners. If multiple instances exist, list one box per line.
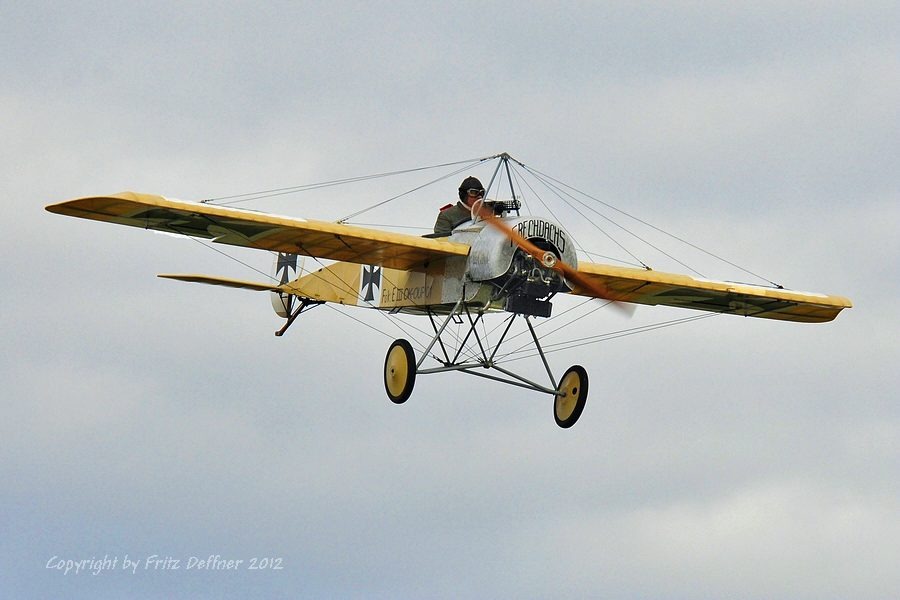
left=471, top=202, right=634, bottom=316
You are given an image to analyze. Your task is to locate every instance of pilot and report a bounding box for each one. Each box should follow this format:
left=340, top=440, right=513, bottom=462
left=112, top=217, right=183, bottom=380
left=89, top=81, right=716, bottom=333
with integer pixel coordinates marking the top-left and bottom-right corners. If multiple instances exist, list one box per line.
left=433, top=176, right=485, bottom=235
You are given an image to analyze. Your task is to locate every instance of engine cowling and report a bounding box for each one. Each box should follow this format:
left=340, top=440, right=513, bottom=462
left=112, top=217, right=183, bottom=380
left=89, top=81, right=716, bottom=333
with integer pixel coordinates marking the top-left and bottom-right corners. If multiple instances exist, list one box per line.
left=465, top=216, right=578, bottom=317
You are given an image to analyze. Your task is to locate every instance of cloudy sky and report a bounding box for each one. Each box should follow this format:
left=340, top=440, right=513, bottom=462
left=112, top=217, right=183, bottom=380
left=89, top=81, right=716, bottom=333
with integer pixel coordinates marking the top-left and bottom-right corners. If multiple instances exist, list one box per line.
left=2, top=2, right=898, bottom=598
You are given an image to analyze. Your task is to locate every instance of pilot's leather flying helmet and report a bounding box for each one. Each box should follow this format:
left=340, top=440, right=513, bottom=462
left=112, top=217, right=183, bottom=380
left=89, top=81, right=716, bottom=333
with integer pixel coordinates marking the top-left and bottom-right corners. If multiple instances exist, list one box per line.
left=458, top=176, right=485, bottom=201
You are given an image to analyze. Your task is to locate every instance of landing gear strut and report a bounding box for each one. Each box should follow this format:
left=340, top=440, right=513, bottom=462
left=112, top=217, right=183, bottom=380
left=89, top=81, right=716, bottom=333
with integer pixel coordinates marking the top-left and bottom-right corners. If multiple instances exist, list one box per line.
left=382, top=298, right=590, bottom=428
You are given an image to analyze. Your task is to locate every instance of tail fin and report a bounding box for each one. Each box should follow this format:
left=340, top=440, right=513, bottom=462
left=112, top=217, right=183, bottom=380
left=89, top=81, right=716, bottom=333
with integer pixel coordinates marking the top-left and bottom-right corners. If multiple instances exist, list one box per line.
left=271, top=253, right=304, bottom=317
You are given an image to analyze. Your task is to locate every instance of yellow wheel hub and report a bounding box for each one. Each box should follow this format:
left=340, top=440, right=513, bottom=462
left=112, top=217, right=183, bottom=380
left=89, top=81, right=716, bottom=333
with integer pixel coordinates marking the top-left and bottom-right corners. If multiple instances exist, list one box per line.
left=385, top=344, right=409, bottom=397
left=555, top=370, right=581, bottom=421
left=384, top=339, right=416, bottom=404
left=554, top=365, right=588, bottom=428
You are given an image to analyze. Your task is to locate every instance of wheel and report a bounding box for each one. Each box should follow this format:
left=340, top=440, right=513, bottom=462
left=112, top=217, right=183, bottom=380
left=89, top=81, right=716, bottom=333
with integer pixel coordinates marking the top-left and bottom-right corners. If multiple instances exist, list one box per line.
left=384, top=339, right=416, bottom=404
left=554, top=365, right=588, bottom=428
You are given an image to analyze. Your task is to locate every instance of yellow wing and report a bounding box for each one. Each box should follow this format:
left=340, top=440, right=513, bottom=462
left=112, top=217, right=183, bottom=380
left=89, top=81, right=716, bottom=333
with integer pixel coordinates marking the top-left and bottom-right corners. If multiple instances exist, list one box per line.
left=572, top=262, right=851, bottom=323
left=46, top=192, right=469, bottom=271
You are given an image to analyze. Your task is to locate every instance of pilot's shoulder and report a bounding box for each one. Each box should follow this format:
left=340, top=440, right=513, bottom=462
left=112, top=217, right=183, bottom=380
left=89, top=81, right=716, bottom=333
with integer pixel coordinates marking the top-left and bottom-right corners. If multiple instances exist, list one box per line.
left=439, top=203, right=454, bottom=212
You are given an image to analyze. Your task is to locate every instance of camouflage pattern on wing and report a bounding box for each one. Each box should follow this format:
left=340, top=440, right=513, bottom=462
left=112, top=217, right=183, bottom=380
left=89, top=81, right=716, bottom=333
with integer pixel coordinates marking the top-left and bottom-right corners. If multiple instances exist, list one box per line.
left=572, top=262, right=851, bottom=323
left=47, top=192, right=469, bottom=272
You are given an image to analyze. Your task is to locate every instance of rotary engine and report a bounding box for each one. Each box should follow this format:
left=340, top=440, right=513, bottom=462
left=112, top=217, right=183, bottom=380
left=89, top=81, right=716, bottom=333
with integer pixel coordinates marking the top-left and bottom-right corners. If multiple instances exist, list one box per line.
left=465, top=216, right=578, bottom=318
left=494, top=245, right=570, bottom=317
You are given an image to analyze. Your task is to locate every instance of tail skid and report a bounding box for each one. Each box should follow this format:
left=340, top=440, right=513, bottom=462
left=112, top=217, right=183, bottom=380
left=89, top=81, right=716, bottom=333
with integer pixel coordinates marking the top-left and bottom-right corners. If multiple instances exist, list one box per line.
left=275, top=296, right=325, bottom=337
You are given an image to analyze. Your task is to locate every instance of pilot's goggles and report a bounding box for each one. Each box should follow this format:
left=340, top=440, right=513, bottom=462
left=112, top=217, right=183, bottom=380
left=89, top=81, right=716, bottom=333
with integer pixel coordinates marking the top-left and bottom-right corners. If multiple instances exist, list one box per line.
left=466, top=188, right=485, bottom=198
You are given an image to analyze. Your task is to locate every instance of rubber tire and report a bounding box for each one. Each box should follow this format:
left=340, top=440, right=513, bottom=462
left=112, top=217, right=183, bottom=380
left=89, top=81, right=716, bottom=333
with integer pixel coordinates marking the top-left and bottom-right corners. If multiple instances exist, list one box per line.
left=384, top=339, right=416, bottom=404
left=554, top=365, right=588, bottom=428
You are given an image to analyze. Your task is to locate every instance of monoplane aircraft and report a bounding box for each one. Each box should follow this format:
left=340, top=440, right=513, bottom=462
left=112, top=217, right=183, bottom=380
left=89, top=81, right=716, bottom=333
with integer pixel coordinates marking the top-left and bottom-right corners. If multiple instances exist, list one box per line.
left=46, top=153, right=851, bottom=428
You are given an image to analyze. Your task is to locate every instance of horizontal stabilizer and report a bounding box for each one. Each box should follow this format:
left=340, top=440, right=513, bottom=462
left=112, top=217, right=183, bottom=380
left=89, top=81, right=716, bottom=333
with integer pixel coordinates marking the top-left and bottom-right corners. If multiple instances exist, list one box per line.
left=158, top=274, right=281, bottom=292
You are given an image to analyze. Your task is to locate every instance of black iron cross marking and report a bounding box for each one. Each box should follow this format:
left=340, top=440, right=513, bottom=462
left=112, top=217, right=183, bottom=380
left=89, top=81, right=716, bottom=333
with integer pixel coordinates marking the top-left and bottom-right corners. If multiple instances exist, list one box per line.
left=275, top=253, right=298, bottom=284
left=361, top=265, right=381, bottom=302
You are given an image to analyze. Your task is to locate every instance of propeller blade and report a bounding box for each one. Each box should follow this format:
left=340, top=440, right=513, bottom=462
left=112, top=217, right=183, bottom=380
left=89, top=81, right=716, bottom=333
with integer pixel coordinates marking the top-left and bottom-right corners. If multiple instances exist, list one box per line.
left=472, top=203, right=634, bottom=315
